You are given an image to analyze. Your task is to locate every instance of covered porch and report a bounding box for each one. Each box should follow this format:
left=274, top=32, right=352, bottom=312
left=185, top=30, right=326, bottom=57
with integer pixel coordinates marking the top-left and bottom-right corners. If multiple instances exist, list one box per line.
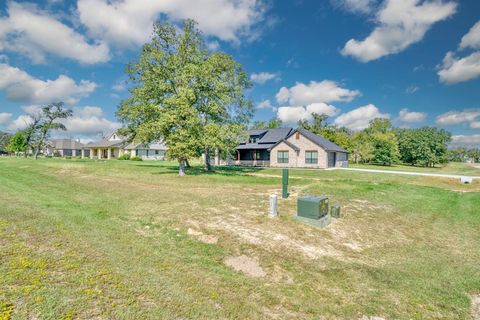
left=84, top=147, right=126, bottom=159
left=235, top=148, right=270, bottom=167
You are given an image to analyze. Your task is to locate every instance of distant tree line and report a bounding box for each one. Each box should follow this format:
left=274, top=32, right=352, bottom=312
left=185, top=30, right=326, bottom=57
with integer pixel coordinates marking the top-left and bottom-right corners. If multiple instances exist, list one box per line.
left=448, top=147, right=480, bottom=163
left=251, top=114, right=457, bottom=167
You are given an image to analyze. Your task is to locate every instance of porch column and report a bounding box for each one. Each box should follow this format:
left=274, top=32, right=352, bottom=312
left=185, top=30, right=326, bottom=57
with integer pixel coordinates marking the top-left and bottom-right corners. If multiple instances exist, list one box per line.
left=89, top=149, right=93, bottom=159
left=72, top=149, right=77, bottom=157
left=98, top=148, right=102, bottom=159
left=253, top=150, right=257, bottom=166
left=214, top=149, right=220, bottom=165
left=107, top=148, right=112, bottom=160
left=81, top=149, right=85, bottom=158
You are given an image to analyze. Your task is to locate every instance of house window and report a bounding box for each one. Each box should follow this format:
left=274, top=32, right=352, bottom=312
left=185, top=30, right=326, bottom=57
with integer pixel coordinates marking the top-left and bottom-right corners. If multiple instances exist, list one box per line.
left=155, top=150, right=159, bottom=155
left=305, top=151, right=318, bottom=164
left=295, top=132, right=300, bottom=140
left=277, top=151, right=289, bottom=164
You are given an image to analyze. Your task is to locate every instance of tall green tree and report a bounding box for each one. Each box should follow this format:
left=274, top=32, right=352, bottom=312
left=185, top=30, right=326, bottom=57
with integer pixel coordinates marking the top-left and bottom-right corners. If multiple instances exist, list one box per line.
left=117, top=20, right=253, bottom=175
left=350, top=131, right=374, bottom=164
left=396, top=127, right=451, bottom=167
left=32, top=102, right=73, bottom=159
left=6, top=131, right=28, bottom=156
left=365, top=119, right=399, bottom=166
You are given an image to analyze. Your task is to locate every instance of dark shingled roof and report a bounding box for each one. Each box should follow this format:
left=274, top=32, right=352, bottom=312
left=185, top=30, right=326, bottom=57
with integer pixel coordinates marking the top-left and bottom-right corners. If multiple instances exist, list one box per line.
left=237, top=127, right=293, bottom=150
left=292, top=128, right=348, bottom=153
left=258, top=128, right=293, bottom=143
left=246, top=129, right=268, bottom=136
left=48, top=139, right=84, bottom=150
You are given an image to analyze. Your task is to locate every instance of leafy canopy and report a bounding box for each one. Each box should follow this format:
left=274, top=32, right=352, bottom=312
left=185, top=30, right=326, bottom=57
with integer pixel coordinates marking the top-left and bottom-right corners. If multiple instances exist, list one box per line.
left=117, top=19, right=253, bottom=172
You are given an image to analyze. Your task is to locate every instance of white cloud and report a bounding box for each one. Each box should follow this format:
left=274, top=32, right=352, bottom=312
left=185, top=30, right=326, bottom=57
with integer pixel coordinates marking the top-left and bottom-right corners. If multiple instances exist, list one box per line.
left=435, top=109, right=480, bottom=127
left=6, top=114, right=34, bottom=131
left=250, top=72, right=279, bottom=84
left=112, top=81, right=126, bottom=92
left=257, top=99, right=275, bottom=110
left=0, top=64, right=96, bottom=105
left=77, top=0, right=266, bottom=47
left=470, top=121, right=480, bottom=129
left=437, top=20, right=480, bottom=84
left=334, top=104, right=389, bottom=130
left=397, top=108, right=426, bottom=123
left=437, top=51, right=480, bottom=84
left=459, top=20, right=480, bottom=50
left=0, top=1, right=109, bottom=64
left=275, top=80, right=360, bottom=105
left=0, top=112, right=12, bottom=124
left=341, top=0, right=457, bottom=62
left=206, top=40, right=220, bottom=51
left=277, top=103, right=339, bottom=124
left=5, top=105, right=119, bottom=137
left=275, top=87, right=290, bottom=104
left=405, top=85, right=420, bottom=94
left=332, top=0, right=377, bottom=14
left=60, top=106, right=120, bottom=136
left=451, top=135, right=480, bottom=148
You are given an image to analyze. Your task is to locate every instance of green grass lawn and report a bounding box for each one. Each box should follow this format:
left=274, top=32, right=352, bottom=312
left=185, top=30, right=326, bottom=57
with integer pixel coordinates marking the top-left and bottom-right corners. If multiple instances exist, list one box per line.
left=1, top=158, right=479, bottom=319
left=350, top=162, right=480, bottom=176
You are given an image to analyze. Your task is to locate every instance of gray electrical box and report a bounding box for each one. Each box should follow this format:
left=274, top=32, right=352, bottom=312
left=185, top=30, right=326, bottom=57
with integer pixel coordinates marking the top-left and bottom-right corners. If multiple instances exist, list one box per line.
left=297, top=196, right=329, bottom=220
left=331, top=205, right=341, bottom=218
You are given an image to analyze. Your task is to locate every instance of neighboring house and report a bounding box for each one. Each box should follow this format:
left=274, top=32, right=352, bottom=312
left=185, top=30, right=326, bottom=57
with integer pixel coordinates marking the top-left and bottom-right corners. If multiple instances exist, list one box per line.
left=235, top=127, right=348, bottom=168
left=83, top=132, right=167, bottom=160
left=44, top=139, right=87, bottom=157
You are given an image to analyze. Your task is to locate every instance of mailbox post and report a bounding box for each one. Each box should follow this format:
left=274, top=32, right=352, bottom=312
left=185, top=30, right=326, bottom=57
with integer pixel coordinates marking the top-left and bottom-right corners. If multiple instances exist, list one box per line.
left=282, top=168, right=289, bottom=199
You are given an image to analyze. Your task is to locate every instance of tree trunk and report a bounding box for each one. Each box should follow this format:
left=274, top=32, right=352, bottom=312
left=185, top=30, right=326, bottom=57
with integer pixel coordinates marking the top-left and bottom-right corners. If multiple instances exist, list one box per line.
left=185, top=160, right=191, bottom=168
left=179, top=159, right=186, bottom=176
left=204, top=146, right=211, bottom=171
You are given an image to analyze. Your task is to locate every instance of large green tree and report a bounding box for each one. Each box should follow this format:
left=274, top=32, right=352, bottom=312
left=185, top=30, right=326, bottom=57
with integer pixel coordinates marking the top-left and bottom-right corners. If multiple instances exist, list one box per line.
left=117, top=20, right=253, bottom=175
left=396, top=127, right=451, bottom=167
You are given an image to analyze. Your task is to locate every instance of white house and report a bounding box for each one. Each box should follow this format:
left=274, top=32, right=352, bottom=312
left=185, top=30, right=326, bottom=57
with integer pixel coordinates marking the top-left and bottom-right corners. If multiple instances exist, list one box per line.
left=83, top=132, right=167, bottom=160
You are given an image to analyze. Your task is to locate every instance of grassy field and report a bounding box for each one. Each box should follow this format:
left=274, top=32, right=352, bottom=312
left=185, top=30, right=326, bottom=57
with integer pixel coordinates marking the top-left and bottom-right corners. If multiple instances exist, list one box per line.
left=350, top=162, right=480, bottom=176
left=1, top=158, right=479, bottom=319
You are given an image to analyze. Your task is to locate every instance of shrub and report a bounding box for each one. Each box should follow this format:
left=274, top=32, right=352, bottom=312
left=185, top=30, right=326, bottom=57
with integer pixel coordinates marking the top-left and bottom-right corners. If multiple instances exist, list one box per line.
left=130, top=156, right=143, bottom=161
left=118, top=153, right=131, bottom=160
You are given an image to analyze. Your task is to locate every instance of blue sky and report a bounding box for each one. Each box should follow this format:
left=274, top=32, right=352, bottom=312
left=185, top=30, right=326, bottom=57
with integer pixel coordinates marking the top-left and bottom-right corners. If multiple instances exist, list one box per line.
left=0, top=0, right=479, bottom=146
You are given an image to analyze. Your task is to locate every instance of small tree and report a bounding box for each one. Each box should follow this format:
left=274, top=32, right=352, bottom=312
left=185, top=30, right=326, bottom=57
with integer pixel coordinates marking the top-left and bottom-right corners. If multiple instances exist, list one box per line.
left=32, top=102, right=73, bottom=159
left=6, top=131, right=28, bottom=156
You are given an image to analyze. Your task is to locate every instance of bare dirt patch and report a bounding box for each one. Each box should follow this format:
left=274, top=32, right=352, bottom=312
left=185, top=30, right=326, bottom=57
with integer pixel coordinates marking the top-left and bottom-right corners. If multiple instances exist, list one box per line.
left=187, top=228, right=218, bottom=244
left=472, top=294, right=480, bottom=320
left=224, top=255, right=266, bottom=278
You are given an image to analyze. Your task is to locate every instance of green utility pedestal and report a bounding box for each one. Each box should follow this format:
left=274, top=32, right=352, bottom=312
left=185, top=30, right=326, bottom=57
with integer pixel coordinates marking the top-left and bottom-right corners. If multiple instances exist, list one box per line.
left=282, top=169, right=289, bottom=199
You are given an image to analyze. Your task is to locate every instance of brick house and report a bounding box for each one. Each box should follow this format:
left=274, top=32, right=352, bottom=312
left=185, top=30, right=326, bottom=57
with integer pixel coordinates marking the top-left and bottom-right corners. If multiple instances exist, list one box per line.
left=235, top=127, right=348, bottom=168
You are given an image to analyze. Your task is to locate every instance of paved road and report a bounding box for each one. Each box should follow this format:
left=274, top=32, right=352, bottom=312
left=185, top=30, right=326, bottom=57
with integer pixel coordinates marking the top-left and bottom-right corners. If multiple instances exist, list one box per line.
left=329, top=167, right=480, bottom=180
